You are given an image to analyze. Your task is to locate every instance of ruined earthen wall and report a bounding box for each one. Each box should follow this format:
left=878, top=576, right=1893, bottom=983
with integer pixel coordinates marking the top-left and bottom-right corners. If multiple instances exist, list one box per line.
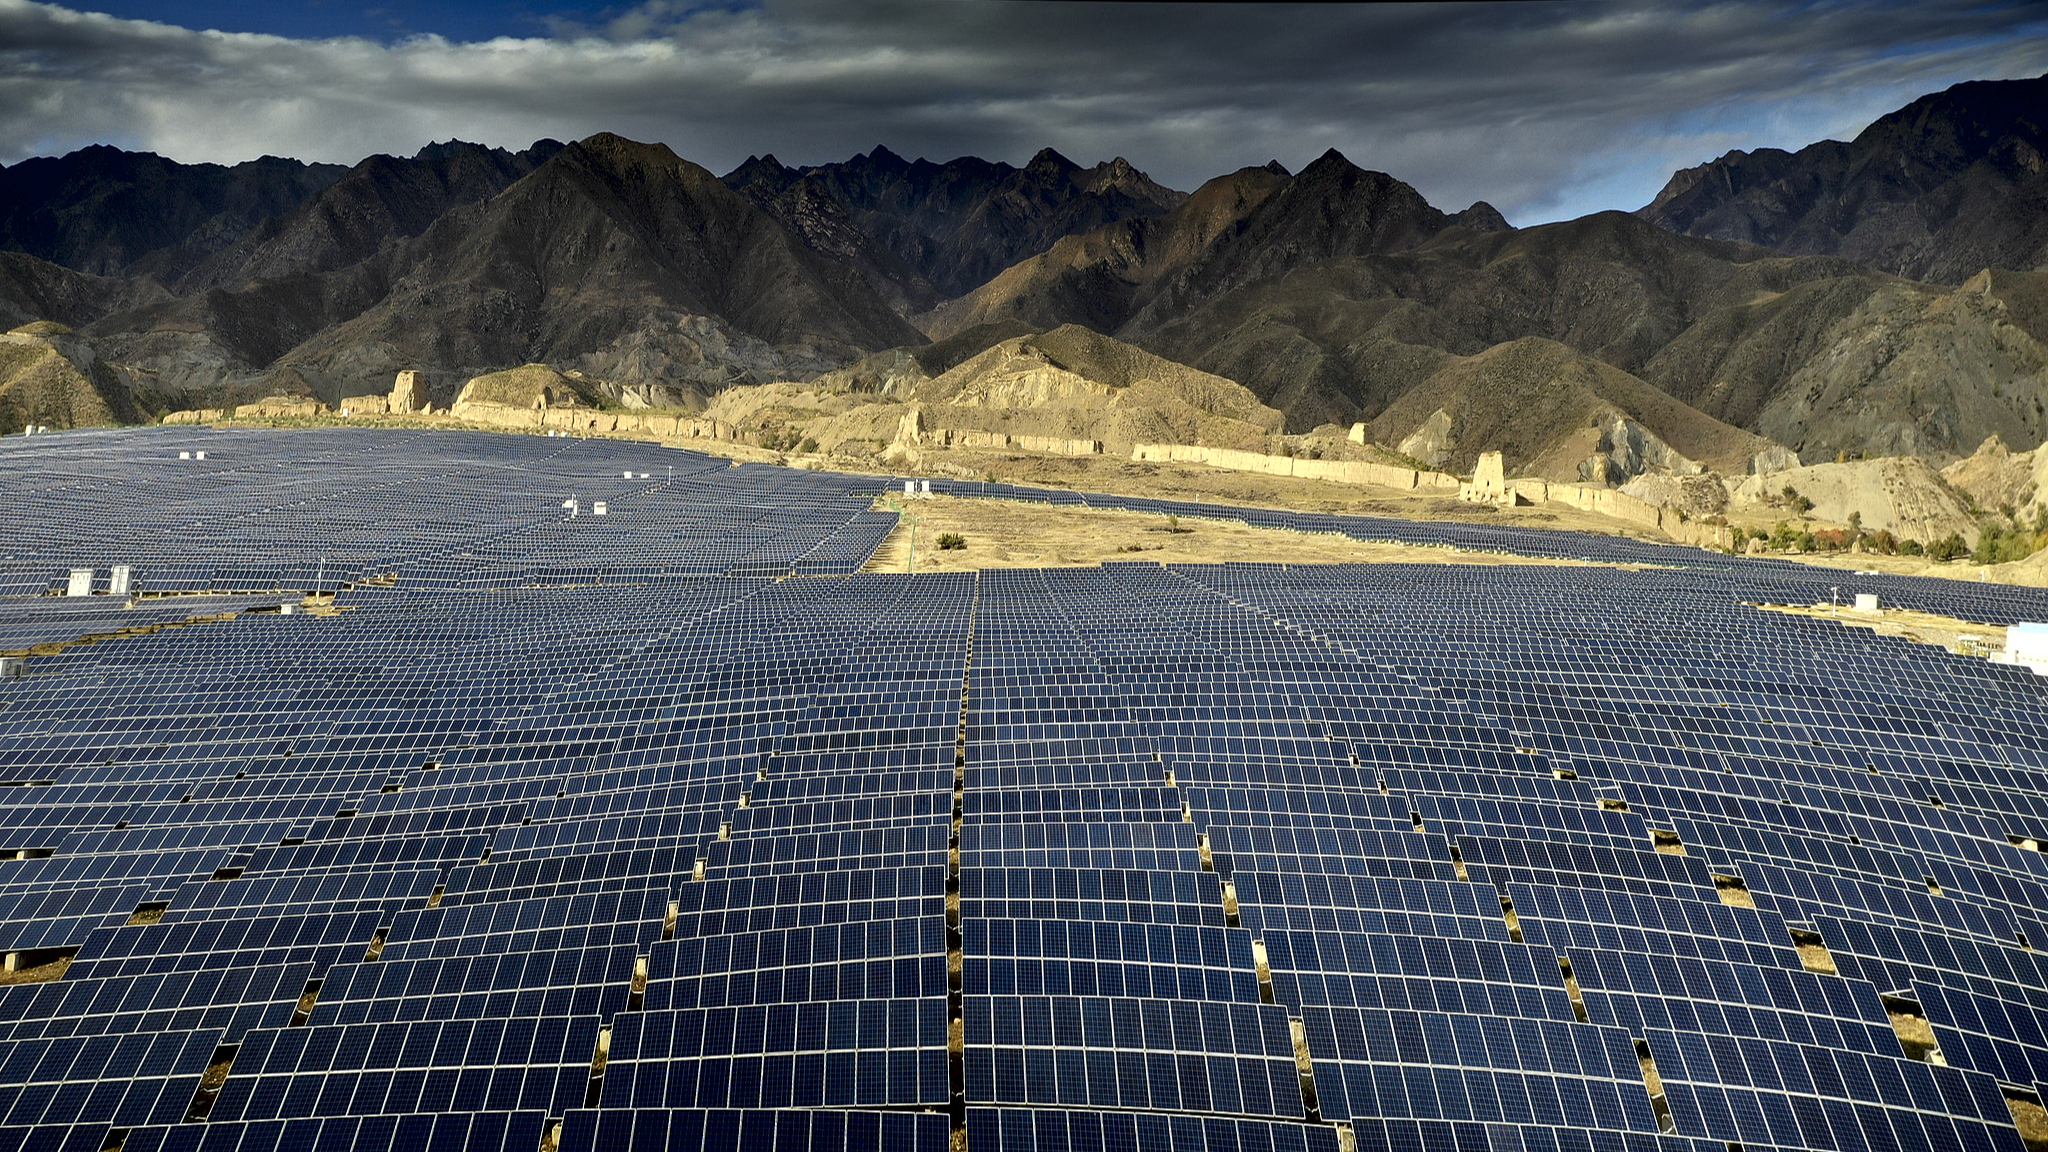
left=1130, top=443, right=1459, bottom=490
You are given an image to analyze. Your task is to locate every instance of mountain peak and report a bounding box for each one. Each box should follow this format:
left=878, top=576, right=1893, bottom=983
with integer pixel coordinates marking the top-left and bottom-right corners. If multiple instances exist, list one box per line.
left=727, top=153, right=792, bottom=177
left=569, top=133, right=689, bottom=174
left=413, top=139, right=490, bottom=162
left=1292, top=149, right=1367, bottom=184
left=577, top=131, right=656, bottom=152
left=1080, top=155, right=1174, bottom=197
left=865, top=144, right=909, bottom=170
left=1027, top=147, right=1078, bottom=173
left=720, top=154, right=801, bottom=201
left=1262, top=160, right=1291, bottom=177
left=1453, top=201, right=1513, bottom=232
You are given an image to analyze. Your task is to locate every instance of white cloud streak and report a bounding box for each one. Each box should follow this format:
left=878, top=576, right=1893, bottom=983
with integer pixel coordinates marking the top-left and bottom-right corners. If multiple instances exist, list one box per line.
left=2, top=0, right=2044, bottom=224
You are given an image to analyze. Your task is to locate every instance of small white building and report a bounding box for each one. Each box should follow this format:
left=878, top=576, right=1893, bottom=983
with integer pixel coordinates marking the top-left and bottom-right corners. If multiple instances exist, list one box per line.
left=1995, top=622, right=2048, bottom=676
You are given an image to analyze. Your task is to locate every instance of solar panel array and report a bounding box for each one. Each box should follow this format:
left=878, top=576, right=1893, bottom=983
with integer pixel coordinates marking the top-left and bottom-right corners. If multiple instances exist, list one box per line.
left=1, top=426, right=2046, bottom=1152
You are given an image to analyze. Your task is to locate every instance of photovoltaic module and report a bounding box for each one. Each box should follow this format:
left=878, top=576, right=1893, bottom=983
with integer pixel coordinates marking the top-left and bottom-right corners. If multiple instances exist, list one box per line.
left=0, top=426, right=2045, bottom=1152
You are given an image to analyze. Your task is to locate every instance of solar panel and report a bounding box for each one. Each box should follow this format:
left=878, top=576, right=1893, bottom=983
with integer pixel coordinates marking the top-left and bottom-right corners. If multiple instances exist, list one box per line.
left=0, top=426, right=2043, bottom=1152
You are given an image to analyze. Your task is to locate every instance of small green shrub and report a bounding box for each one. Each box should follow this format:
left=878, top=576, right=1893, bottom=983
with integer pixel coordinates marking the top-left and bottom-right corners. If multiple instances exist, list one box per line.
left=1971, top=525, right=2047, bottom=566
left=936, top=533, right=966, bottom=551
left=759, top=426, right=806, bottom=452
left=1927, top=533, right=1969, bottom=562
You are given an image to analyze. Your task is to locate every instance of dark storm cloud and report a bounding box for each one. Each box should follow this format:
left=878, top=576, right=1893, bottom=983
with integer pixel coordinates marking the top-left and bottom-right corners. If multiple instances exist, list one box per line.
left=2, top=0, right=2044, bottom=223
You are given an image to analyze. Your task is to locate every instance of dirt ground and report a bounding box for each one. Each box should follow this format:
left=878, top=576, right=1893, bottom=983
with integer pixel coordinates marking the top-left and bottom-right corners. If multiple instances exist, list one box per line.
left=0, top=955, right=69, bottom=985
left=915, top=449, right=1647, bottom=534
left=1767, top=547, right=2048, bottom=588
left=859, top=494, right=1660, bottom=574
left=1754, top=601, right=2011, bottom=656
left=2008, top=1093, right=2048, bottom=1152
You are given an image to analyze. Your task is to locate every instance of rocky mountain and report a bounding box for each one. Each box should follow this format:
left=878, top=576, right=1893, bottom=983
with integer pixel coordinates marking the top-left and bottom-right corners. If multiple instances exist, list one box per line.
left=0, top=74, right=2040, bottom=474
left=0, top=145, right=346, bottom=280
left=1140, top=211, right=1881, bottom=433
left=725, top=168, right=944, bottom=316
left=174, top=139, right=565, bottom=293
left=0, top=136, right=1190, bottom=416
left=924, top=149, right=1511, bottom=344
left=0, top=251, right=170, bottom=331
left=70, top=134, right=931, bottom=403
left=0, top=320, right=141, bottom=432
left=1369, top=336, right=1777, bottom=481
left=692, top=322, right=1285, bottom=464
left=1741, top=268, right=2048, bottom=460
left=923, top=164, right=2043, bottom=470
left=904, top=323, right=1284, bottom=456
left=1729, top=456, right=1981, bottom=547
left=1638, top=74, right=2048, bottom=284
left=724, top=146, right=1188, bottom=297
left=1943, top=432, right=2048, bottom=523
left=920, top=164, right=1887, bottom=442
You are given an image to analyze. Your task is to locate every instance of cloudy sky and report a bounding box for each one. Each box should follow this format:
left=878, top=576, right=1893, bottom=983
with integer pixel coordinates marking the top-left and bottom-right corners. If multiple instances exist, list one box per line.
left=3, top=0, right=2045, bottom=225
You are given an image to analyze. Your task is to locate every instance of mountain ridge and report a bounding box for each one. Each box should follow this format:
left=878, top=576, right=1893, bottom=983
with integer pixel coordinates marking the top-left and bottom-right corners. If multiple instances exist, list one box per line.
left=0, top=145, right=347, bottom=280
left=1638, top=73, right=2048, bottom=284
left=723, top=145, right=1188, bottom=297
left=174, top=139, right=566, bottom=294
left=0, top=74, right=2041, bottom=480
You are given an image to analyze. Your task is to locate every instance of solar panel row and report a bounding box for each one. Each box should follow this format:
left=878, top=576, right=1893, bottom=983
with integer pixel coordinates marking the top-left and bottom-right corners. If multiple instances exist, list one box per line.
left=0, top=427, right=2043, bottom=1152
